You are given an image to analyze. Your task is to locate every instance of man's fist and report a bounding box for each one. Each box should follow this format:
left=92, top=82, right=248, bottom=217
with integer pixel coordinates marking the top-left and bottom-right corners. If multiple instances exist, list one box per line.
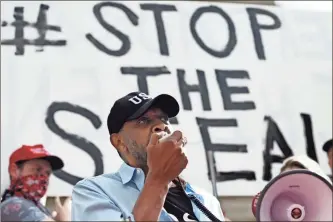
left=146, top=130, right=188, bottom=185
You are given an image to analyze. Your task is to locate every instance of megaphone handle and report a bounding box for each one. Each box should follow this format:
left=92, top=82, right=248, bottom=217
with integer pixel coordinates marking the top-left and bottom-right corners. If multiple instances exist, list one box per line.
left=188, top=194, right=222, bottom=222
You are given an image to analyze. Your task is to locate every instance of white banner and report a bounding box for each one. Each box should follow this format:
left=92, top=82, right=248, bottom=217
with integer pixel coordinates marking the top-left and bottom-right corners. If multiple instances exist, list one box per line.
left=1, top=1, right=332, bottom=196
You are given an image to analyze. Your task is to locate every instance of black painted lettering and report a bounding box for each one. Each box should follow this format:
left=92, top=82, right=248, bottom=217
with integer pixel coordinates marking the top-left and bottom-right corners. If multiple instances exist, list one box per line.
left=177, top=69, right=211, bottom=111
left=216, top=69, right=256, bottom=110
left=196, top=117, right=255, bottom=182
left=86, top=2, right=138, bottom=56
left=263, top=116, right=293, bottom=181
left=169, top=117, right=179, bottom=125
left=121, top=66, right=171, bottom=94
left=45, top=102, right=103, bottom=185
left=301, top=113, right=318, bottom=162
left=140, top=3, right=177, bottom=56
left=196, top=118, right=247, bottom=152
left=1, top=4, right=67, bottom=56
left=246, top=7, right=281, bottom=60
left=190, top=6, right=237, bottom=58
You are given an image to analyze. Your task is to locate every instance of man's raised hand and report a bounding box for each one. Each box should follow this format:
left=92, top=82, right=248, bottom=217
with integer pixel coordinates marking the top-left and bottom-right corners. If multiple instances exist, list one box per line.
left=146, top=130, right=188, bottom=185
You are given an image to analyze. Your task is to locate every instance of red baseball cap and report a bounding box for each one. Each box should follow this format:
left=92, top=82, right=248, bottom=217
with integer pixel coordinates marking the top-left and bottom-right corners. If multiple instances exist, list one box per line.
left=9, top=144, right=64, bottom=171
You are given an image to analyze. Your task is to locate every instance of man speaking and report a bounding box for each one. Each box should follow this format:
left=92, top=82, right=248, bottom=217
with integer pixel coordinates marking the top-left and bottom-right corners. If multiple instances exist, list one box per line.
left=71, top=92, right=225, bottom=221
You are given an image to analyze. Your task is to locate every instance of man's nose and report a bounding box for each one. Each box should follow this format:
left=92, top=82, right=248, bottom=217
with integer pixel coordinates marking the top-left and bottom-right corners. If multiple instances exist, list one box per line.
left=39, top=171, right=51, bottom=177
left=152, top=121, right=169, bottom=133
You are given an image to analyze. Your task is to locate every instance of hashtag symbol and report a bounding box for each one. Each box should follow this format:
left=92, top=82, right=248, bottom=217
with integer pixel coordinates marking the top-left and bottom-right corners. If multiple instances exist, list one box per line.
left=1, top=4, right=67, bottom=56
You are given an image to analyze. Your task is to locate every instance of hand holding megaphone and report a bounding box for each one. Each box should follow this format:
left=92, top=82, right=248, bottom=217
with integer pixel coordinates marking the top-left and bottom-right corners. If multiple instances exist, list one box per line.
left=146, top=130, right=188, bottom=185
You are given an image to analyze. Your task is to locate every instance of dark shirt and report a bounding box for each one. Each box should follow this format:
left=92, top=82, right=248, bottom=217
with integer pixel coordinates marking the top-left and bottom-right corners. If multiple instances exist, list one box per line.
left=164, top=185, right=198, bottom=221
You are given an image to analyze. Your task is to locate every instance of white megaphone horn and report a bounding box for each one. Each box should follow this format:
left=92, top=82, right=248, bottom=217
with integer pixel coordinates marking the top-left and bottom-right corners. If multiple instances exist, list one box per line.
left=254, top=169, right=333, bottom=221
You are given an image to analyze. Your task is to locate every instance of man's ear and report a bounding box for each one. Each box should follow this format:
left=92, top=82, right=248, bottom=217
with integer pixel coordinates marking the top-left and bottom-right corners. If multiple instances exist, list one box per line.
left=8, top=163, right=19, bottom=181
left=111, top=132, right=130, bottom=158
left=110, top=133, right=126, bottom=153
left=110, top=133, right=119, bottom=149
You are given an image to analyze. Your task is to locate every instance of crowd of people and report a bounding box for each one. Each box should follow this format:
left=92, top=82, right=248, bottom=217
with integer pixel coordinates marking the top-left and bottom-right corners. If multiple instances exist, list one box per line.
left=1, top=92, right=332, bottom=222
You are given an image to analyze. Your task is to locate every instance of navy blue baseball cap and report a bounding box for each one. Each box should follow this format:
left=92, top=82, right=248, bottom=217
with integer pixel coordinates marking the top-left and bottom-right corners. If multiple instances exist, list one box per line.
left=107, top=92, right=179, bottom=135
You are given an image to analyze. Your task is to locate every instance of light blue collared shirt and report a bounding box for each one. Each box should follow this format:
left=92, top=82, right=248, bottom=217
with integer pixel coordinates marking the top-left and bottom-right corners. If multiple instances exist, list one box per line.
left=71, top=163, right=225, bottom=221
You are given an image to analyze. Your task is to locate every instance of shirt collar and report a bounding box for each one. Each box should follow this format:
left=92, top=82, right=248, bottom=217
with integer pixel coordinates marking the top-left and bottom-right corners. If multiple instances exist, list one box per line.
left=118, top=163, right=197, bottom=194
left=118, top=162, right=145, bottom=190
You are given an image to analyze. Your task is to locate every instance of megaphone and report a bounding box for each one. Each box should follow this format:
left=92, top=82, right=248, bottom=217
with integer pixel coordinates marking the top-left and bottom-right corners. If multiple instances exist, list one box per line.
left=254, top=169, right=332, bottom=221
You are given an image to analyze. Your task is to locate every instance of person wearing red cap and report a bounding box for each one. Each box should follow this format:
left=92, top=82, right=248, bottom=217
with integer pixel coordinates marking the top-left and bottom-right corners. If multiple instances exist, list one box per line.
left=1, top=144, right=70, bottom=221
